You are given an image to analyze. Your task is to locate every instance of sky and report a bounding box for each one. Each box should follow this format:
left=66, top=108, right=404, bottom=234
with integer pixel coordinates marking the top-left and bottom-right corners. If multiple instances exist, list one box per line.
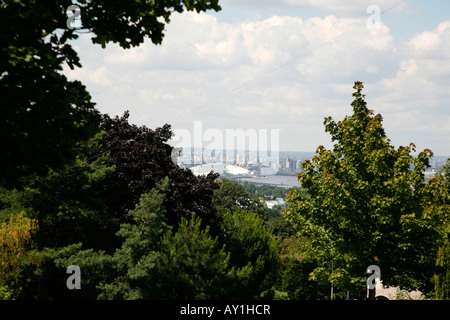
left=64, top=0, right=450, bottom=156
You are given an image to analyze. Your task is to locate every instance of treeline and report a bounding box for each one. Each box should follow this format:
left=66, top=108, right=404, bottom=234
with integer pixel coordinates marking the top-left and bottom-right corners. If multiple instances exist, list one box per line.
left=0, top=112, right=310, bottom=300
left=2, top=98, right=449, bottom=299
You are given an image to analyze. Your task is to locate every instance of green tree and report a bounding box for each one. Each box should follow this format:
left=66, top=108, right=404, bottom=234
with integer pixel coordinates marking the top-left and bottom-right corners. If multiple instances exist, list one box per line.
left=283, top=81, right=441, bottom=298
left=2, top=133, right=119, bottom=300
left=98, top=178, right=280, bottom=300
left=155, top=213, right=231, bottom=300
left=214, top=179, right=296, bottom=239
left=38, top=243, right=116, bottom=300
left=430, top=159, right=450, bottom=299
left=242, top=183, right=289, bottom=200
left=264, top=215, right=296, bottom=240
left=427, top=159, right=450, bottom=237
left=0, top=0, right=221, bottom=188
left=279, top=257, right=324, bottom=300
left=97, top=177, right=172, bottom=299
left=213, top=179, right=268, bottom=220
left=219, top=208, right=281, bottom=299
left=435, top=238, right=450, bottom=300
left=1, top=127, right=280, bottom=300
left=1, top=0, right=100, bottom=188
left=212, top=180, right=282, bottom=298
left=3, top=113, right=224, bottom=299
left=0, top=212, right=42, bottom=299
left=23, top=133, right=117, bottom=252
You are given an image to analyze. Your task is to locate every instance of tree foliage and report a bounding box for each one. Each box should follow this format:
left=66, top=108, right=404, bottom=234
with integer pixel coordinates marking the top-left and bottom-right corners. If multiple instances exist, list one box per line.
left=279, top=257, right=324, bottom=300
left=435, top=238, right=450, bottom=300
left=431, top=159, right=450, bottom=299
left=97, top=178, right=172, bottom=300
left=97, top=112, right=221, bottom=236
left=0, top=0, right=288, bottom=301
left=283, top=82, right=442, bottom=295
left=154, top=213, right=231, bottom=300
left=20, top=132, right=117, bottom=252
left=96, top=179, right=280, bottom=300
left=1, top=117, right=281, bottom=300
left=1, top=0, right=100, bottom=187
left=213, top=179, right=268, bottom=220
left=21, top=112, right=220, bottom=256
left=219, top=208, right=281, bottom=299
left=9, top=113, right=222, bottom=299
left=0, top=212, right=42, bottom=299
left=242, top=182, right=289, bottom=201
left=73, top=0, right=221, bottom=48
left=427, top=159, right=450, bottom=235
left=0, top=0, right=221, bottom=188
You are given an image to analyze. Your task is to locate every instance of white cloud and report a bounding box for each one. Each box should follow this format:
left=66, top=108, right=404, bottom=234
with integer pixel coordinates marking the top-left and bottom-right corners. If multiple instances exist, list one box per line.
left=222, top=0, right=410, bottom=17
left=64, top=9, right=450, bottom=155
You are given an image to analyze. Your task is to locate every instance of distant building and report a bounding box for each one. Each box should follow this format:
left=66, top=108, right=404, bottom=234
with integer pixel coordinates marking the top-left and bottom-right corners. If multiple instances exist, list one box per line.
left=275, top=198, right=285, bottom=204
left=424, top=169, right=436, bottom=182
left=265, top=197, right=286, bottom=209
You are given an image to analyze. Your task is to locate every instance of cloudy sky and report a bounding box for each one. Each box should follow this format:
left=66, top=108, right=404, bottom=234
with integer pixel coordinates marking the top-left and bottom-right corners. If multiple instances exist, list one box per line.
left=64, top=0, right=450, bottom=156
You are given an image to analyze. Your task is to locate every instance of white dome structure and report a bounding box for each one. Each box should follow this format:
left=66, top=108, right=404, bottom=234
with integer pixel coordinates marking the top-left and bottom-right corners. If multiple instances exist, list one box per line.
left=224, top=164, right=251, bottom=175
left=189, top=163, right=252, bottom=176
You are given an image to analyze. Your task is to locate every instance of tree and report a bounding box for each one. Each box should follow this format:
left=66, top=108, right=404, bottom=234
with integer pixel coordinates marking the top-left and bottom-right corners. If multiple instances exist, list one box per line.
left=430, top=159, right=450, bottom=299
left=0, top=0, right=221, bottom=188
left=0, top=133, right=119, bottom=299
left=97, top=177, right=172, bottom=300
left=218, top=208, right=281, bottom=299
left=213, top=179, right=268, bottom=220
left=279, top=257, right=324, bottom=300
left=20, top=132, right=117, bottom=252
left=283, top=81, right=441, bottom=298
left=154, top=213, right=231, bottom=300
left=435, top=238, right=450, bottom=300
left=1, top=111, right=223, bottom=299
left=24, top=112, right=220, bottom=252
left=1, top=0, right=100, bottom=188
left=16, top=141, right=279, bottom=300
left=427, top=159, right=450, bottom=237
left=242, top=182, right=289, bottom=200
left=98, top=178, right=279, bottom=300
left=97, top=112, right=221, bottom=236
left=214, top=179, right=297, bottom=238
left=0, top=212, right=42, bottom=299
left=71, top=0, right=221, bottom=48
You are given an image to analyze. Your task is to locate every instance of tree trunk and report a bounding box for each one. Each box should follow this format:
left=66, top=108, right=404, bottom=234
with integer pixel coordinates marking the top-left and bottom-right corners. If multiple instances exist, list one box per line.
left=368, top=287, right=376, bottom=300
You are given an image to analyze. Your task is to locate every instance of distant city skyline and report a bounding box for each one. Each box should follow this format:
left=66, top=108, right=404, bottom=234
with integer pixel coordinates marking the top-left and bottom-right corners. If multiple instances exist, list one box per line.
left=175, top=148, right=447, bottom=181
